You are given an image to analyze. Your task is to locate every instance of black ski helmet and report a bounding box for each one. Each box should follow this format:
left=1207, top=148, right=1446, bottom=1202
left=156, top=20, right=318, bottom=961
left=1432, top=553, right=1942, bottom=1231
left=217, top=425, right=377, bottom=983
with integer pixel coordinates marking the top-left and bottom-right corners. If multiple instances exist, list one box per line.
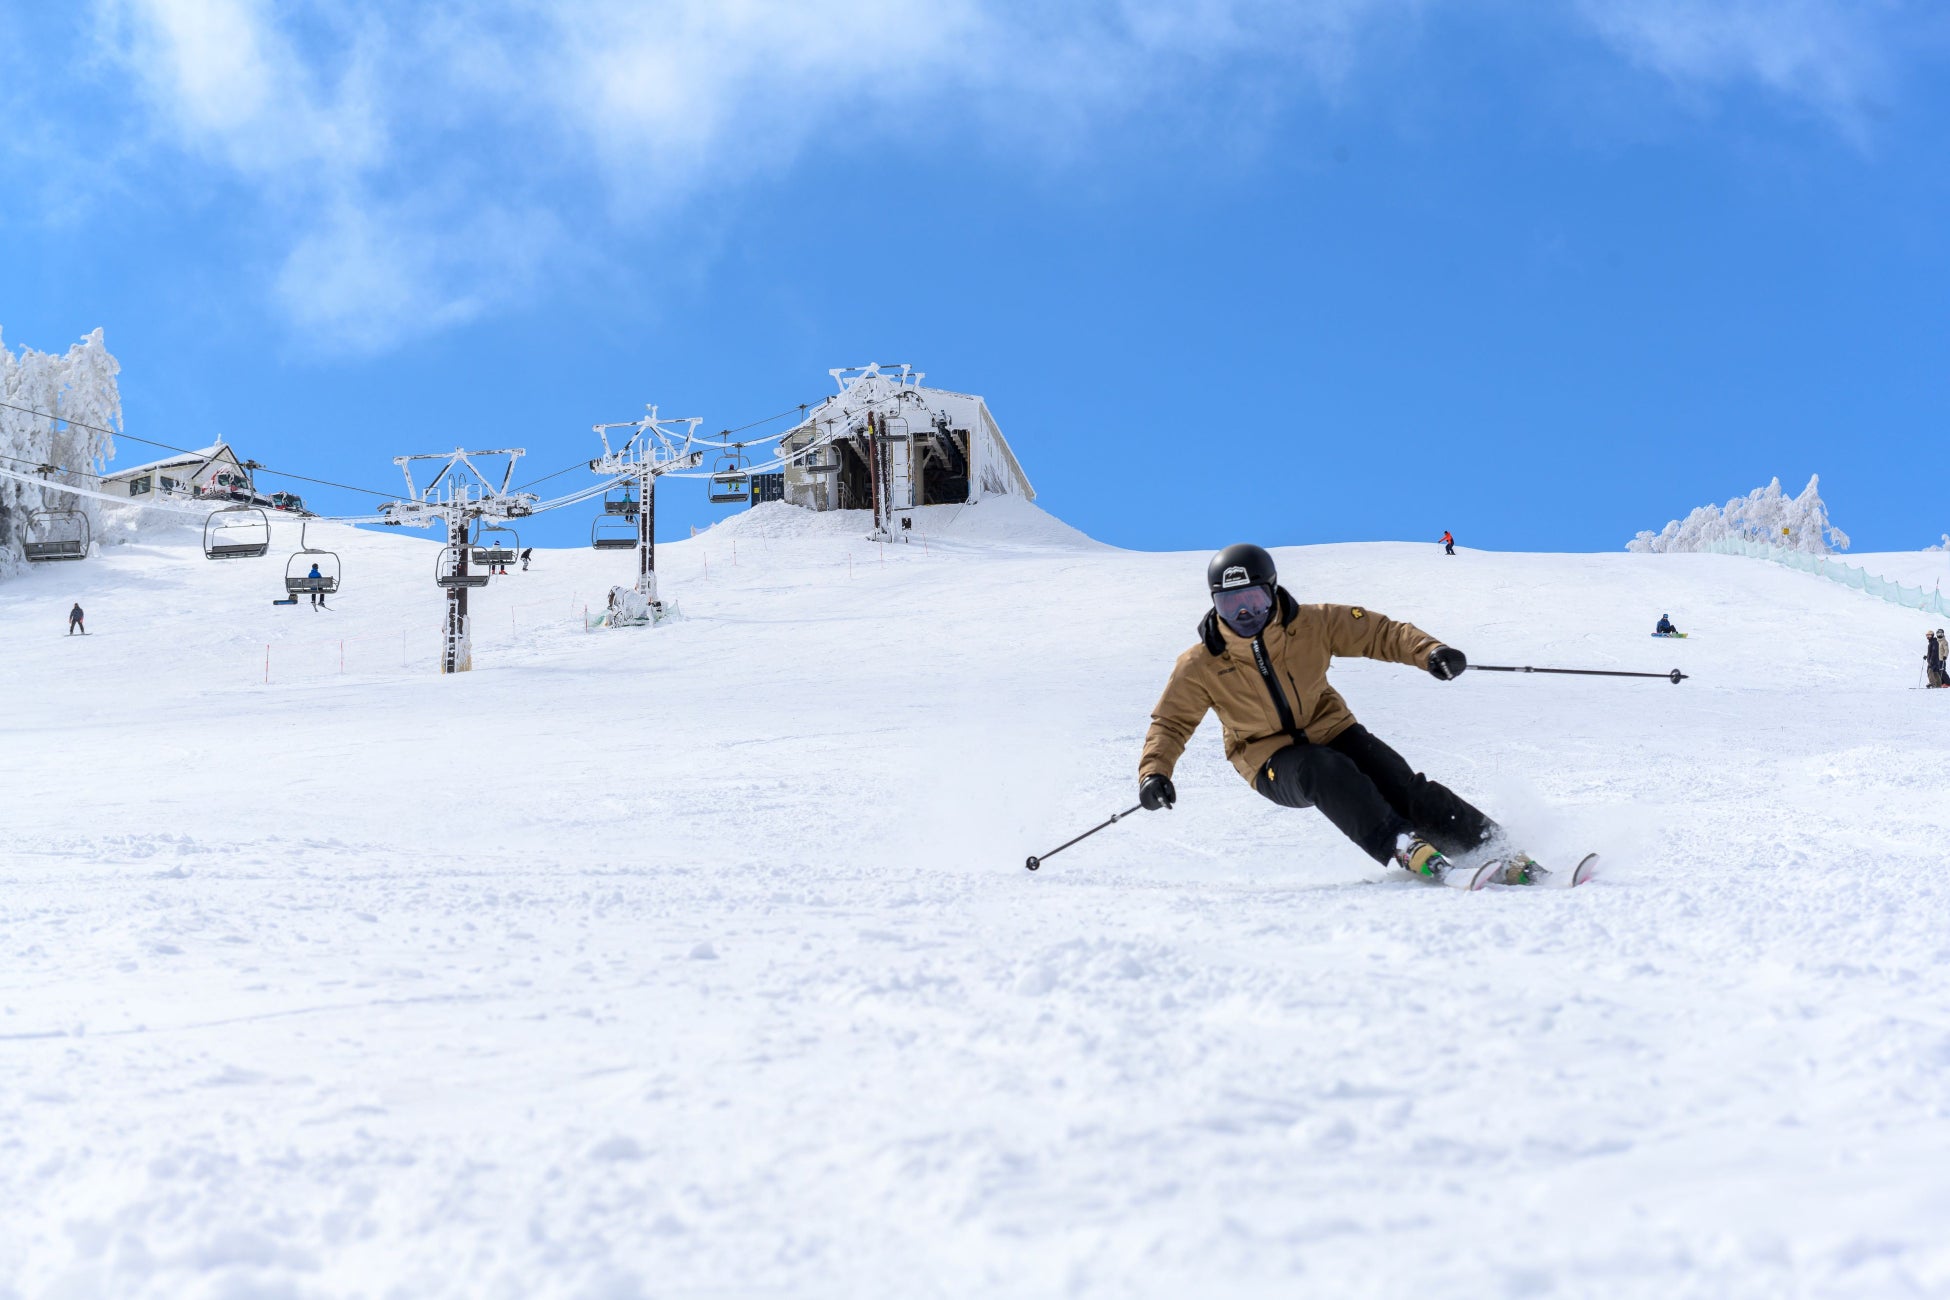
left=1208, top=543, right=1277, bottom=595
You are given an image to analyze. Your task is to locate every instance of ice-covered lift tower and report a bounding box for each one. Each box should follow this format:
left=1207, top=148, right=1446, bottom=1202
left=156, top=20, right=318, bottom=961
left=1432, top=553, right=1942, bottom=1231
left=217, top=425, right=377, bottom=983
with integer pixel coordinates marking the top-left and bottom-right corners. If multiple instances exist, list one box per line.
left=779, top=364, right=1034, bottom=539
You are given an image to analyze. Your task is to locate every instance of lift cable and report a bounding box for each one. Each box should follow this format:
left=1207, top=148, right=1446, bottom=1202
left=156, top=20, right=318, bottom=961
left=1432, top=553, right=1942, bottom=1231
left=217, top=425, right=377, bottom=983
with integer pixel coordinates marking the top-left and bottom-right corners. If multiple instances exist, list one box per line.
left=0, top=399, right=398, bottom=499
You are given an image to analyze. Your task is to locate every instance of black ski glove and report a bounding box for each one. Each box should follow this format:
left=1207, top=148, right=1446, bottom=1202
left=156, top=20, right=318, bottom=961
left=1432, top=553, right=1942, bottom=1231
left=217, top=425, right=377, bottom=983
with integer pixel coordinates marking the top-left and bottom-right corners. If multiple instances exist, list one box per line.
left=1139, top=773, right=1176, bottom=811
left=1428, top=647, right=1467, bottom=681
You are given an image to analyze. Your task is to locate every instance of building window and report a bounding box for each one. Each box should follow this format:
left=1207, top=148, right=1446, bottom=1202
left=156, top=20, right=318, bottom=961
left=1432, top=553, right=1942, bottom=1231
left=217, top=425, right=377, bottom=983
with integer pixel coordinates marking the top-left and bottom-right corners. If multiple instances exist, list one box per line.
left=129, top=475, right=152, bottom=496
left=160, top=476, right=182, bottom=494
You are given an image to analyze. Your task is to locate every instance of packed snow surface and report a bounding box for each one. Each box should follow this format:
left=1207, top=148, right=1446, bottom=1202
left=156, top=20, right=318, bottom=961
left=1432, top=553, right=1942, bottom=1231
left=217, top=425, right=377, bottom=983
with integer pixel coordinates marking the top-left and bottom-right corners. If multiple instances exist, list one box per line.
left=3, top=504, right=1949, bottom=1299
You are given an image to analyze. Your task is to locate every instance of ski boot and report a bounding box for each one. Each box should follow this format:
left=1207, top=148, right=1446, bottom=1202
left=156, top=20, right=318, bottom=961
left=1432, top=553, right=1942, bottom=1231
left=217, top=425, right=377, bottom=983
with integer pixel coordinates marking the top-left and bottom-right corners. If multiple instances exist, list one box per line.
left=1485, top=853, right=1551, bottom=886
left=1393, top=834, right=1451, bottom=882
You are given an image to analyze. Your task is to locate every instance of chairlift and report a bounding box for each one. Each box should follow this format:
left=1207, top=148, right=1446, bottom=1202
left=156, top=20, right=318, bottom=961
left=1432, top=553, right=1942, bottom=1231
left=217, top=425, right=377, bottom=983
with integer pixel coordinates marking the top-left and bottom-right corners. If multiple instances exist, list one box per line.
left=203, top=504, right=271, bottom=560
left=435, top=545, right=490, bottom=588
left=22, top=508, right=90, bottom=562
left=592, top=516, right=637, bottom=550
left=469, top=523, right=519, bottom=569
left=284, top=521, right=341, bottom=595
left=603, top=486, right=640, bottom=518
left=708, top=449, right=751, bottom=504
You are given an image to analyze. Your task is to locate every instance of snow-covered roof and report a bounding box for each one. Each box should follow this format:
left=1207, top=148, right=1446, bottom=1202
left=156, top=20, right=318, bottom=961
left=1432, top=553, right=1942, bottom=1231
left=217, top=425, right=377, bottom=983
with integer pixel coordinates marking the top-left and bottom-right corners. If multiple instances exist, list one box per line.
left=102, top=443, right=235, bottom=480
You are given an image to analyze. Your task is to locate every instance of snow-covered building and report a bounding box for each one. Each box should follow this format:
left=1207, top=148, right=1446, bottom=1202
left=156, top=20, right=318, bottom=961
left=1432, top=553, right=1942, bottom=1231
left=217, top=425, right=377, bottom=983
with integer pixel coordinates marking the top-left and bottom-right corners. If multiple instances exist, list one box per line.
left=102, top=442, right=249, bottom=501
left=778, top=366, right=1034, bottom=524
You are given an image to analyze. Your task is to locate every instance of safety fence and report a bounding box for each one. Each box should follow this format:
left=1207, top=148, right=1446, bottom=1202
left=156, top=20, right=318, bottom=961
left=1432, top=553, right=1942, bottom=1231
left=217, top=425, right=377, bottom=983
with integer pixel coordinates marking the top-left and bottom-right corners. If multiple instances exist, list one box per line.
left=1704, top=539, right=1949, bottom=615
left=248, top=591, right=590, bottom=685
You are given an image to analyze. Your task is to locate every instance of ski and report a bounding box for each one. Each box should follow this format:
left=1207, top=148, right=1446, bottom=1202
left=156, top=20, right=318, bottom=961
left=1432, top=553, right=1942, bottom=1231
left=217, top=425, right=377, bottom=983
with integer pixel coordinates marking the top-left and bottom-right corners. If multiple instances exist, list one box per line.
left=1421, top=857, right=1501, bottom=890
left=1466, top=851, right=1599, bottom=889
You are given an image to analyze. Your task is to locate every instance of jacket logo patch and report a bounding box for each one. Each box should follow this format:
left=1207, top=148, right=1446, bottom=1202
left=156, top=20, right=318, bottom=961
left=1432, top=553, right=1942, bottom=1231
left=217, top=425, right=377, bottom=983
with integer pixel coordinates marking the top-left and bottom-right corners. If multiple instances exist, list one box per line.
left=1215, top=665, right=1237, bottom=676
left=1351, top=607, right=1365, bottom=619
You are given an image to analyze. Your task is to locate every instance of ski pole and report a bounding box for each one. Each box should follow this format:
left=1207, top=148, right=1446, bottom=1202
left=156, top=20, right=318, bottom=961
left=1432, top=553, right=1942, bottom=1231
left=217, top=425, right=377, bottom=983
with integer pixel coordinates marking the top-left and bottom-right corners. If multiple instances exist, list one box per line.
left=1025, top=804, right=1143, bottom=871
left=1473, top=664, right=1688, bottom=685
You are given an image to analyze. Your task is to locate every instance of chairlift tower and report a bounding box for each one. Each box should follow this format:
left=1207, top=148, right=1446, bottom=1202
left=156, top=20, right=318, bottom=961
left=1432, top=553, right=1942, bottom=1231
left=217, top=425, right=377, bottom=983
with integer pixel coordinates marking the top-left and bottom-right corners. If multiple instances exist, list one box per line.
left=389, top=448, right=538, bottom=673
left=590, top=407, right=704, bottom=611
left=826, top=365, right=925, bottom=542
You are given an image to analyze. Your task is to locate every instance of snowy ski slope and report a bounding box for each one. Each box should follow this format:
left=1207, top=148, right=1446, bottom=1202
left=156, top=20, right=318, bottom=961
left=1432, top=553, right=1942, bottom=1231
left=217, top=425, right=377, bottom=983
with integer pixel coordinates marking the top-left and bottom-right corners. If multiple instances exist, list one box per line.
left=4, top=501, right=1949, bottom=1299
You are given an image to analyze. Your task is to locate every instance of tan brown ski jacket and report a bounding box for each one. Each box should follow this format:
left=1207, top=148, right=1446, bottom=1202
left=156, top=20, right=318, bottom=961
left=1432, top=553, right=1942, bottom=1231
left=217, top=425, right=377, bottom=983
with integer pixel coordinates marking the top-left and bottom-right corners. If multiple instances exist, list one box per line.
left=1140, top=588, right=1445, bottom=787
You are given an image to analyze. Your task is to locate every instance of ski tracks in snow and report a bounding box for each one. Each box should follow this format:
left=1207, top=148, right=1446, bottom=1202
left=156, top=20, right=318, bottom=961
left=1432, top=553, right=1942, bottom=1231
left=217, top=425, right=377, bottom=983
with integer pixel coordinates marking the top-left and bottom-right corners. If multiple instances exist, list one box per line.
left=3, top=527, right=1950, bottom=1297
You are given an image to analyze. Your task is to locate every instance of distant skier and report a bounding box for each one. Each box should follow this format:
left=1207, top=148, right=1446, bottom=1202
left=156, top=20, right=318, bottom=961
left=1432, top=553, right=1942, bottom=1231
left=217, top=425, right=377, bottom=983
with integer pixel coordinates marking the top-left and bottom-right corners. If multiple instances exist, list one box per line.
left=307, top=562, right=326, bottom=609
left=1440, top=530, right=1455, bottom=556
left=1929, top=629, right=1947, bottom=688
left=67, top=602, right=85, bottom=636
left=1137, top=543, right=1545, bottom=885
left=520, top=547, right=532, bottom=572
left=1655, top=614, right=1680, bottom=637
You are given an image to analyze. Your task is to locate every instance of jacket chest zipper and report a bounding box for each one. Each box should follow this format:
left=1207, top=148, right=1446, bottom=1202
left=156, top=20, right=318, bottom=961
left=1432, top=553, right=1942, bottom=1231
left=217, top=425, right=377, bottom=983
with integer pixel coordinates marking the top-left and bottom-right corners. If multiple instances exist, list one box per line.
left=1248, top=636, right=1305, bottom=742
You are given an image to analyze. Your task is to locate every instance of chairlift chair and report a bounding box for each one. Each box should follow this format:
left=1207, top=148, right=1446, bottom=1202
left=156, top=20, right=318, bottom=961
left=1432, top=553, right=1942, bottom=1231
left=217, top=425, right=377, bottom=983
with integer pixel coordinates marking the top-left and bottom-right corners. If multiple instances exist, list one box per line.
left=708, top=450, right=751, bottom=504
left=22, top=508, right=90, bottom=562
left=284, top=521, right=341, bottom=595
left=592, top=516, right=637, bottom=550
left=469, top=523, right=520, bottom=569
left=436, top=545, right=490, bottom=588
left=203, top=504, right=271, bottom=560
left=603, top=486, right=640, bottom=518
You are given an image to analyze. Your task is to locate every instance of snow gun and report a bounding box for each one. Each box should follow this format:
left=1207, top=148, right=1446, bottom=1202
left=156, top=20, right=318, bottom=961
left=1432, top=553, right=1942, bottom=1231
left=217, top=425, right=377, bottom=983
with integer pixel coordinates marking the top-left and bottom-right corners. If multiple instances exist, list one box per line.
left=1472, top=664, right=1688, bottom=685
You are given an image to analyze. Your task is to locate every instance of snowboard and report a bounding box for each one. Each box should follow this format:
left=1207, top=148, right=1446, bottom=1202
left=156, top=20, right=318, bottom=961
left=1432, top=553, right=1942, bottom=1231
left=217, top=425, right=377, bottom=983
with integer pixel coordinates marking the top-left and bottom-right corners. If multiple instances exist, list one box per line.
left=1652, top=632, right=1688, bottom=639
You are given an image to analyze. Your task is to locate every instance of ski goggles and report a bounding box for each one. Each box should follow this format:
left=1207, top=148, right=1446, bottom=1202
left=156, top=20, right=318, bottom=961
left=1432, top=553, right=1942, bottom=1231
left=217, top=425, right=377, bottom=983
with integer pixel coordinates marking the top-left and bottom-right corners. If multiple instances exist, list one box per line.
left=1213, top=583, right=1275, bottom=635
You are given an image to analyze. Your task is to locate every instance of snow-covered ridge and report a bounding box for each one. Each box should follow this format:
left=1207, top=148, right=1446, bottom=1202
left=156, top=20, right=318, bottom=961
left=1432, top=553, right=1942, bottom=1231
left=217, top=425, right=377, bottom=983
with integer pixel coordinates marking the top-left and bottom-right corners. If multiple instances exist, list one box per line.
left=695, top=494, right=1108, bottom=550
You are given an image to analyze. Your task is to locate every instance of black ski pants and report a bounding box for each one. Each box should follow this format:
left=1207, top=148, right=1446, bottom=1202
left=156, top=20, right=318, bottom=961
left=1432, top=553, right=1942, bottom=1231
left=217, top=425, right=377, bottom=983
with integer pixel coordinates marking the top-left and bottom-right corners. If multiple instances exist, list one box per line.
left=1253, top=723, right=1496, bottom=864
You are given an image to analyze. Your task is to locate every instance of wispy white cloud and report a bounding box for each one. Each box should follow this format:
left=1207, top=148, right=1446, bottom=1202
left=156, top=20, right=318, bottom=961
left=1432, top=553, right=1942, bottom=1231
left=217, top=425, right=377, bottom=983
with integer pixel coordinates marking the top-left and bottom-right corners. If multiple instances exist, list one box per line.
left=70, top=0, right=1922, bottom=352
left=101, top=0, right=385, bottom=174
left=1576, top=0, right=1898, bottom=134
left=87, top=0, right=1414, bottom=351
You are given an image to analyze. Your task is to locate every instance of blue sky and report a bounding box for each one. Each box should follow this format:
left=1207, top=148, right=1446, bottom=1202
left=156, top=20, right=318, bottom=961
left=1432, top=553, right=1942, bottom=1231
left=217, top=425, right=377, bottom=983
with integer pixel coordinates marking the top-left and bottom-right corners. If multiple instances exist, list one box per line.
left=3, top=0, right=1947, bottom=553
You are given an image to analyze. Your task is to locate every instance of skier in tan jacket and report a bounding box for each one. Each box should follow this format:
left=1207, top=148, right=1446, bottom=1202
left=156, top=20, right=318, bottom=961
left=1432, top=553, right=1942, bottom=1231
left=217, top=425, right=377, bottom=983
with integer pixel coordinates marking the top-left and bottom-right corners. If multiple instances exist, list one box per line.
left=1138, top=543, right=1542, bottom=885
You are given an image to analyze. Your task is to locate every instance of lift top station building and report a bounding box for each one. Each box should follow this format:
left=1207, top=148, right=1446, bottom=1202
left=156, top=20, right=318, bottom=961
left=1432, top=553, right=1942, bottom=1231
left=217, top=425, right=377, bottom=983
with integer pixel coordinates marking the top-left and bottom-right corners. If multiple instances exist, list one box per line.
left=103, top=442, right=249, bottom=500
left=778, top=365, right=1034, bottom=534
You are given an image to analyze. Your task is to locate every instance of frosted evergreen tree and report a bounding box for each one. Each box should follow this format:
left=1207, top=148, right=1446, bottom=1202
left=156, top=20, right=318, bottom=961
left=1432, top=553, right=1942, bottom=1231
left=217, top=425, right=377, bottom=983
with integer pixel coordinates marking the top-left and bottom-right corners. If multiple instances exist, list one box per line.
left=1627, top=475, right=1849, bottom=555
left=1, top=328, right=121, bottom=569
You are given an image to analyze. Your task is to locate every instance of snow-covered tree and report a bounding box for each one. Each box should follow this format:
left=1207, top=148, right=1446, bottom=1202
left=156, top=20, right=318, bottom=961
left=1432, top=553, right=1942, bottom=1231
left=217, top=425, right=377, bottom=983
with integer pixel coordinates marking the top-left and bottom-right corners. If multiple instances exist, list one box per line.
left=1, top=327, right=121, bottom=569
left=1627, top=475, right=1850, bottom=555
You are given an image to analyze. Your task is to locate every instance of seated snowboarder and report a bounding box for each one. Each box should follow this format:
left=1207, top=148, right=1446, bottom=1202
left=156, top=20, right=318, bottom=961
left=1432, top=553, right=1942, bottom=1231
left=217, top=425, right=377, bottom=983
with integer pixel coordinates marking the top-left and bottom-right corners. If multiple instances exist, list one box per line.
left=1137, top=544, right=1545, bottom=885
left=1655, top=614, right=1679, bottom=636
left=307, top=562, right=326, bottom=609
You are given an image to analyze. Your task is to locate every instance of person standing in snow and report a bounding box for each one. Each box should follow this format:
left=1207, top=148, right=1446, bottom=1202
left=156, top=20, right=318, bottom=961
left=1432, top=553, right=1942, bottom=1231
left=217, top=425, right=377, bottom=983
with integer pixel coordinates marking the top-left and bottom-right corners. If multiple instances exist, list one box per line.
left=1440, top=530, right=1455, bottom=556
left=1137, top=544, right=1541, bottom=884
left=67, top=602, right=85, bottom=636
left=520, top=548, right=532, bottom=572
left=1929, top=630, right=1947, bottom=688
